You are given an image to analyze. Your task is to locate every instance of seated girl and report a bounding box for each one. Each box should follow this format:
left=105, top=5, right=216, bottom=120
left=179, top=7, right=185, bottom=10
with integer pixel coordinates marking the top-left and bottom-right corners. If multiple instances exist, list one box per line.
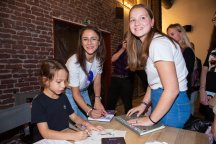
left=31, top=59, right=104, bottom=142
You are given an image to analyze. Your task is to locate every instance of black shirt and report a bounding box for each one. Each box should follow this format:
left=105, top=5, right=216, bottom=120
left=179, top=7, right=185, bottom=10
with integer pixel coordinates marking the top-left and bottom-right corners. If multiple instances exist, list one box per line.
left=203, top=48, right=216, bottom=93
left=31, top=92, right=74, bottom=142
left=182, top=47, right=195, bottom=96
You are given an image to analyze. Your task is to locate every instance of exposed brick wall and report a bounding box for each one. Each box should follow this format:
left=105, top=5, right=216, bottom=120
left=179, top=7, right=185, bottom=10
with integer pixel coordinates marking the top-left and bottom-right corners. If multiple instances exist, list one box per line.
left=0, top=0, right=124, bottom=110
left=0, top=0, right=125, bottom=142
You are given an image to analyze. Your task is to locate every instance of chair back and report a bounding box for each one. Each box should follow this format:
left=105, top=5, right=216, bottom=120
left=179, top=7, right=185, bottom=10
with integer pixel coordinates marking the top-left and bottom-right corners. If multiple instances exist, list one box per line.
left=0, top=103, right=31, bottom=134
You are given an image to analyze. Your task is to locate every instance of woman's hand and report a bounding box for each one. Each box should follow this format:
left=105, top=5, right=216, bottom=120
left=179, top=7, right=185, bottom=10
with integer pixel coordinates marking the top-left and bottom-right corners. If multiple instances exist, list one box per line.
left=127, top=104, right=145, bottom=117
left=93, top=101, right=108, bottom=116
left=85, top=122, right=105, bottom=134
left=122, top=40, right=127, bottom=49
left=199, top=88, right=209, bottom=105
left=89, top=109, right=103, bottom=119
left=208, top=95, right=216, bottom=108
left=127, top=117, right=153, bottom=126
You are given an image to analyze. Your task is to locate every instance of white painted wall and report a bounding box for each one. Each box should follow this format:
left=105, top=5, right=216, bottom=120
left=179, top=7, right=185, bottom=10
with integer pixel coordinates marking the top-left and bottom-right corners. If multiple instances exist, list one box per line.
left=162, top=0, right=216, bottom=63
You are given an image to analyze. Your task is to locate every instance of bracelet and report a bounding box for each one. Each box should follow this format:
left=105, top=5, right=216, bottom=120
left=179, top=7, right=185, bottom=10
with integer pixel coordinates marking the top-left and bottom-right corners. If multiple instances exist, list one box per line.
left=140, top=101, right=148, bottom=107
left=149, top=115, right=157, bottom=124
left=95, top=96, right=102, bottom=100
left=81, top=120, right=86, bottom=126
left=87, top=108, right=92, bottom=116
left=199, top=86, right=205, bottom=90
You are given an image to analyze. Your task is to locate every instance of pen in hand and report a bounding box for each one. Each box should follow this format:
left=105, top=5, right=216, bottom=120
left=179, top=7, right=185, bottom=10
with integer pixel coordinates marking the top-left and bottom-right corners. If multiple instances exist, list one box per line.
left=87, top=104, right=107, bottom=116
left=87, top=104, right=96, bottom=110
left=73, top=124, right=91, bottom=137
left=74, top=124, right=82, bottom=131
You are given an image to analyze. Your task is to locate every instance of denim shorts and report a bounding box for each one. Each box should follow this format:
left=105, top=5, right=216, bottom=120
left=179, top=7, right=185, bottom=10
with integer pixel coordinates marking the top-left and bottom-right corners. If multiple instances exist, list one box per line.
left=151, top=88, right=191, bottom=128
left=65, top=88, right=91, bottom=120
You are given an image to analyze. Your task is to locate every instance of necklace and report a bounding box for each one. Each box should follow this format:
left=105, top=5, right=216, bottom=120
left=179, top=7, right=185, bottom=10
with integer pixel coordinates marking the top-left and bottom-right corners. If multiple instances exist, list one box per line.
left=87, top=57, right=95, bottom=82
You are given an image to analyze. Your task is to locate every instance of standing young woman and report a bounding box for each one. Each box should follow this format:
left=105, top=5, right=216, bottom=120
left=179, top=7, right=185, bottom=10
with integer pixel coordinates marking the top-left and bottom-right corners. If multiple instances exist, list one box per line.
left=167, top=23, right=196, bottom=97
left=65, top=25, right=107, bottom=120
left=126, top=4, right=191, bottom=128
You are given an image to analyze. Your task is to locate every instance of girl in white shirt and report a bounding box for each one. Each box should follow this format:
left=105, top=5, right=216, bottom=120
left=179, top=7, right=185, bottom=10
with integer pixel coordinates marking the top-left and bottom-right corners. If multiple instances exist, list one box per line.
left=66, top=25, right=107, bottom=120
left=126, top=4, right=191, bottom=128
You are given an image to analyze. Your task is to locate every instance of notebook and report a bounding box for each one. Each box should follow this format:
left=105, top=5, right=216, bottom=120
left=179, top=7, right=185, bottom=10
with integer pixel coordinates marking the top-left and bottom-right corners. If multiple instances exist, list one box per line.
left=88, top=110, right=116, bottom=122
left=102, top=137, right=126, bottom=144
left=115, top=114, right=165, bottom=135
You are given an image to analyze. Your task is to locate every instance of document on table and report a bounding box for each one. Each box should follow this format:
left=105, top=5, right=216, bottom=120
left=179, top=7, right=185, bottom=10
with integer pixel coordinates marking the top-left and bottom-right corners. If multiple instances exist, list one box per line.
left=88, top=114, right=114, bottom=122
left=74, top=129, right=126, bottom=144
left=87, top=110, right=117, bottom=122
left=34, top=139, right=71, bottom=144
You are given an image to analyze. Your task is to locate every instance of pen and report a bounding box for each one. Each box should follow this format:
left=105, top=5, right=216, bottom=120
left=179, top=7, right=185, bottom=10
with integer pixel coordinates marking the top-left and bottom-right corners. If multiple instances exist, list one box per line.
left=74, top=124, right=82, bottom=131
left=87, top=104, right=107, bottom=116
left=87, top=104, right=96, bottom=110
left=72, top=124, right=91, bottom=137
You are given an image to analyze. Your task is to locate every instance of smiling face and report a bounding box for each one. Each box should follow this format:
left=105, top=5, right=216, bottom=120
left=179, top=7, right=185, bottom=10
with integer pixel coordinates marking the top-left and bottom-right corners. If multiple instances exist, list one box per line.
left=81, top=29, right=100, bottom=60
left=44, top=69, right=68, bottom=98
left=167, top=27, right=182, bottom=42
left=129, top=7, right=154, bottom=42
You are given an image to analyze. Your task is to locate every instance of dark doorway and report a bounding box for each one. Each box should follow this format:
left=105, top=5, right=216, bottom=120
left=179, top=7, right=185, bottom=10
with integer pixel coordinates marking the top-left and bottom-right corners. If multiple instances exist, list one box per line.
left=53, top=18, right=111, bottom=108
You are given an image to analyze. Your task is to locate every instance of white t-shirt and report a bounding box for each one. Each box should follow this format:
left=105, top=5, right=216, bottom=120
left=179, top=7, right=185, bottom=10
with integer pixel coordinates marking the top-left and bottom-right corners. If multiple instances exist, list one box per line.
left=145, top=33, right=188, bottom=91
left=66, top=54, right=102, bottom=91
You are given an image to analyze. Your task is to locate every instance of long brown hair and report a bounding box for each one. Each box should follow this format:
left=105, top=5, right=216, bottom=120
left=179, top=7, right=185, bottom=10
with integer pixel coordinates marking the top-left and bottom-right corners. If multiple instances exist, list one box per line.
left=76, top=25, right=106, bottom=76
left=127, top=4, right=176, bottom=71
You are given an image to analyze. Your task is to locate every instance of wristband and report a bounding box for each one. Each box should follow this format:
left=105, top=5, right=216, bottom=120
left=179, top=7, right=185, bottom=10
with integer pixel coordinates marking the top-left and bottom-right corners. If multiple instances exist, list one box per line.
left=149, top=115, right=157, bottom=124
left=199, top=87, right=205, bottom=90
left=81, top=120, right=86, bottom=126
left=140, top=101, right=148, bottom=107
left=87, top=108, right=92, bottom=116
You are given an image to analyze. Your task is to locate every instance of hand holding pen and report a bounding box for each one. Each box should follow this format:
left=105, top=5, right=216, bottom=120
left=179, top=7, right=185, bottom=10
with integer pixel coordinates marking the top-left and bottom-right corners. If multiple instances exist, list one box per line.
left=87, top=104, right=108, bottom=119
left=70, top=124, right=89, bottom=141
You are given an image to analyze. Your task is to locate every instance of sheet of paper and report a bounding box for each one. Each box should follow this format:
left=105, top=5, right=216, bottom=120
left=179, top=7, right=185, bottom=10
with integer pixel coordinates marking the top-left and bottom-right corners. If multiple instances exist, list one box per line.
left=74, top=129, right=126, bottom=144
left=88, top=114, right=114, bottom=122
left=145, top=141, right=168, bottom=144
left=34, top=139, right=71, bottom=144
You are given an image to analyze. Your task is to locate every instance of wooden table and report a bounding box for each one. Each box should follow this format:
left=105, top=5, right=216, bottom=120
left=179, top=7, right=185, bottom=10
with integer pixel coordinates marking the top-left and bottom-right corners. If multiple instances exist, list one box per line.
left=64, top=118, right=209, bottom=144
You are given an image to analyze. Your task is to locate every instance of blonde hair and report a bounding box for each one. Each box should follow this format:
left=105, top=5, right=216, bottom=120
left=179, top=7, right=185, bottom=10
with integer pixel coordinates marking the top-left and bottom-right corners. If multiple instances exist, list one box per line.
left=167, top=23, right=192, bottom=48
left=167, top=24, right=197, bottom=73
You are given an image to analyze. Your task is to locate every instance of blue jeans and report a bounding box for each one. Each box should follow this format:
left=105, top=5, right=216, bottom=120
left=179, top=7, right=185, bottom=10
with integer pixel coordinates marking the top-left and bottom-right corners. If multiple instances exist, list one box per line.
left=65, top=88, right=91, bottom=121
left=151, top=88, right=191, bottom=129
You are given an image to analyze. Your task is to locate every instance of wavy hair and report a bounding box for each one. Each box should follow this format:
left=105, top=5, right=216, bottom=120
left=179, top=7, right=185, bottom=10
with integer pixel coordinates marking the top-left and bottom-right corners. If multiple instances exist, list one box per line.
left=167, top=23, right=197, bottom=70
left=76, top=25, right=106, bottom=76
left=127, top=4, right=176, bottom=71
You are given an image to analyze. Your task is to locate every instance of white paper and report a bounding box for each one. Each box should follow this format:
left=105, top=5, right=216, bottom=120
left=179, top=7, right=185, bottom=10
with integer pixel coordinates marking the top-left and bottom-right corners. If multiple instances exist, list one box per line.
left=88, top=114, right=114, bottom=122
left=34, top=139, right=71, bottom=144
left=74, top=129, right=126, bottom=144
left=145, top=141, right=168, bottom=144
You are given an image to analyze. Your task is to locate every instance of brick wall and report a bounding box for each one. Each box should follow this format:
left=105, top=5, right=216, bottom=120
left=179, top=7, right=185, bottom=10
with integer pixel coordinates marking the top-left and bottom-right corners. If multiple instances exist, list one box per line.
left=0, top=0, right=125, bottom=142
left=0, top=0, right=124, bottom=110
